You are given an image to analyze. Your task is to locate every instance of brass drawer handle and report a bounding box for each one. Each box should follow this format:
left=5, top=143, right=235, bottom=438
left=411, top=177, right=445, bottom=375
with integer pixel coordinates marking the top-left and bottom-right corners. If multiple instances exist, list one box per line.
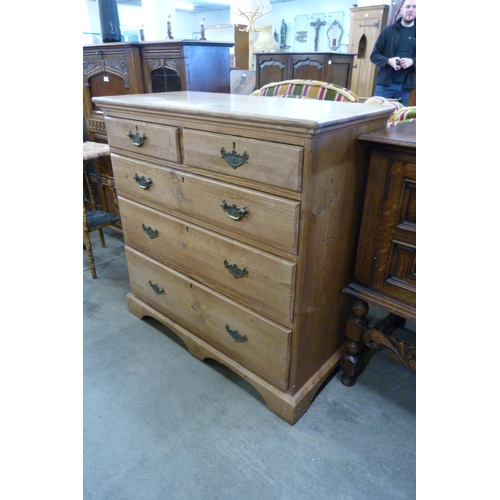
left=133, top=173, right=153, bottom=190
left=220, top=142, right=249, bottom=169
left=127, top=126, right=147, bottom=147
left=225, top=325, right=248, bottom=343
left=223, top=259, right=248, bottom=278
left=142, top=224, right=159, bottom=239
left=149, top=280, right=165, bottom=295
left=220, top=199, right=248, bottom=221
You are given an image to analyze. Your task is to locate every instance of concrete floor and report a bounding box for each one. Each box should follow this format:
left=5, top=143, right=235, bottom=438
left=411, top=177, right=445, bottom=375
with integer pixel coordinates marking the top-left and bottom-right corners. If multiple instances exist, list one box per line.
left=83, top=227, right=416, bottom=500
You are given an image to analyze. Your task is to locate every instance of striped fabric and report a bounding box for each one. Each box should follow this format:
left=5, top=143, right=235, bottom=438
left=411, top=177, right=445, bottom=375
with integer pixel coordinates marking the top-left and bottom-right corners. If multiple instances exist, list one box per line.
left=363, top=97, right=416, bottom=128
left=250, top=79, right=359, bottom=102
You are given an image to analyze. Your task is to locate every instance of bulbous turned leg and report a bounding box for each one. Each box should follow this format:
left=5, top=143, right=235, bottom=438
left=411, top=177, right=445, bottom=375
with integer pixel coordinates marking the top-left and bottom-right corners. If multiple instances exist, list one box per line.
left=340, top=299, right=369, bottom=387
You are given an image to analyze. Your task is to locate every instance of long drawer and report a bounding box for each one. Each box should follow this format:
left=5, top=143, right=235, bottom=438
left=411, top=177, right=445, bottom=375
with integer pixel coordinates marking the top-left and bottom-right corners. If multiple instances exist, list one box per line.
left=113, top=154, right=301, bottom=254
left=183, top=129, right=304, bottom=192
left=105, top=117, right=181, bottom=164
left=126, top=246, right=291, bottom=390
left=119, top=198, right=296, bottom=325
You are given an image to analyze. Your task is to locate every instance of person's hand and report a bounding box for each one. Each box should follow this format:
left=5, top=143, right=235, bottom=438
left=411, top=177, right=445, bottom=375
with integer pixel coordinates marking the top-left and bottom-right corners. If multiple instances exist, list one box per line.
left=399, top=58, right=413, bottom=69
left=388, top=57, right=401, bottom=70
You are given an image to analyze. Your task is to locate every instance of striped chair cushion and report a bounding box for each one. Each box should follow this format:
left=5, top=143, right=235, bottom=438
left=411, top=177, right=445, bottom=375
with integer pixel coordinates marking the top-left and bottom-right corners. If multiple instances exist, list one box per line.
left=363, top=97, right=416, bottom=127
left=250, top=79, right=359, bottom=102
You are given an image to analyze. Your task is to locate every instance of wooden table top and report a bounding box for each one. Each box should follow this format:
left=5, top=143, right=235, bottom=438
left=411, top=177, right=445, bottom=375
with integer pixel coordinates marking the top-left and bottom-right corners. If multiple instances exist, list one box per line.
left=358, top=121, right=416, bottom=149
left=83, top=141, right=110, bottom=161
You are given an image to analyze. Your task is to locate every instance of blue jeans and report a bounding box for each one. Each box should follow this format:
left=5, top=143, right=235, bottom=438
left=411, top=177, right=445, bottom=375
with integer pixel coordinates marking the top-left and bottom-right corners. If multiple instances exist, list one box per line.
left=374, top=82, right=411, bottom=107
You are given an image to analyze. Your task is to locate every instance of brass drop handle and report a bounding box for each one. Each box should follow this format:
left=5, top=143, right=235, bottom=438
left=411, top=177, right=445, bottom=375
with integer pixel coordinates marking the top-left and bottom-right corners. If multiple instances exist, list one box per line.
left=220, top=142, right=249, bottom=169
left=133, top=173, right=153, bottom=190
left=225, top=325, right=248, bottom=343
left=127, top=126, right=147, bottom=147
left=149, top=280, right=164, bottom=295
left=220, top=199, right=248, bottom=221
left=142, top=224, right=159, bottom=239
left=223, top=259, right=248, bottom=278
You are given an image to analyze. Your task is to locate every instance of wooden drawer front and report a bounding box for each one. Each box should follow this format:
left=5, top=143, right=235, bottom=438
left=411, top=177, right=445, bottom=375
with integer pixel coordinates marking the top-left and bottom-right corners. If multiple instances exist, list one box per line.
left=105, top=117, right=181, bottom=163
left=126, top=247, right=291, bottom=390
left=183, top=129, right=304, bottom=192
left=119, top=198, right=296, bottom=325
left=113, top=155, right=300, bottom=254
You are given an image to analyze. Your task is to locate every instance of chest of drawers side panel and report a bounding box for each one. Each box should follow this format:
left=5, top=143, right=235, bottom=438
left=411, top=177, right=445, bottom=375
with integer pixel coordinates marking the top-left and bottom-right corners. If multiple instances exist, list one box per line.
left=287, top=119, right=387, bottom=392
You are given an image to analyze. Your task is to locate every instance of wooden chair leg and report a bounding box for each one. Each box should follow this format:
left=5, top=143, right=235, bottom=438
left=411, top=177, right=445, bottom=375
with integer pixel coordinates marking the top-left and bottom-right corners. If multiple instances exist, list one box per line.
left=98, top=228, right=106, bottom=248
left=84, top=232, right=97, bottom=279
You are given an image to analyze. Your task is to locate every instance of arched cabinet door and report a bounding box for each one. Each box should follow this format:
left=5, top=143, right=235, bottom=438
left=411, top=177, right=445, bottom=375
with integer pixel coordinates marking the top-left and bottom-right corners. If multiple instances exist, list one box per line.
left=83, top=43, right=144, bottom=142
left=149, top=67, right=182, bottom=93
left=141, top=57, right=185, bottom=93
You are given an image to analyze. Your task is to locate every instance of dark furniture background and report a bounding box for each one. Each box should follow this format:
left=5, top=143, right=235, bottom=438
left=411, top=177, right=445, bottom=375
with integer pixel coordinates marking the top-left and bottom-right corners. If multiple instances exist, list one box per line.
left=83, top=40, right=234, bottom=144
left=254, top=52, right=355, bottom=90
left=83, top=40, right=233, bottom=228
left=340, top=122, right=416, bottom=386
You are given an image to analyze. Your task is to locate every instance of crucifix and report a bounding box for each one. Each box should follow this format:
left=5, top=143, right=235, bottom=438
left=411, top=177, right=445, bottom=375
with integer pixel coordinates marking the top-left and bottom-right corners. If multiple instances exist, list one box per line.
left=310, top=18, right=326, bottom=51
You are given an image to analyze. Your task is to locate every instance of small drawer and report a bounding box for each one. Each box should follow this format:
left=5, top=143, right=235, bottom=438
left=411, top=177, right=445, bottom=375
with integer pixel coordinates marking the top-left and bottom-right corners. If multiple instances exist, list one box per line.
left=126, top=247, right=291, bottom=390
left=119, top=198, right=296, bottom=325
left=113, top=155, right=300, bottom=255
left=105, top=116, right=180, bottom=163
left=183, top=129, right=304, bottom=192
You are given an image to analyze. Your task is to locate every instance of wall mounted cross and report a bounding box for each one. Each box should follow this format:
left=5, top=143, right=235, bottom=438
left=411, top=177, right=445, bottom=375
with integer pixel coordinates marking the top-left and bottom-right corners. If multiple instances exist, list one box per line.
left=310, top=18, right=326, bottom=51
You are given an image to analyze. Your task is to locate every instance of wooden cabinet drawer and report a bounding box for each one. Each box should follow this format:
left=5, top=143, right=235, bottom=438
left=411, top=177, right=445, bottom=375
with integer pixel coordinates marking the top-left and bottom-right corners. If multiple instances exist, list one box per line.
left=105, top=117, right=181, bottom=163
left=126, top=246, right=291, bottom=390
left=113, top=154, right=300, bottom=254
left=119, top=198, right=296, bottom=325
left=183, top=129, right=304, bottom=192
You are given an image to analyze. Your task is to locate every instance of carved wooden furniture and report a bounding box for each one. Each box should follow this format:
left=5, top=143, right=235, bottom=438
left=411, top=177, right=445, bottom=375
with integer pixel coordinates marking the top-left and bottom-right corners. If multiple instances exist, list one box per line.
left=83, top=142, right=120, bottom=278
left=84, top=43, right=144, bottom=143
left=254, top=52, right=355, bottom=90
left=138, top=41, right=233, bottom=94
left=83, top=41, right=233, bottom=229
left=83, top=41, right=233, bottom=143
left=340, top=122, right=416, bottom=386
left=93, top=91, right=393, bottom=424
left=348, top=5, right=389, bottom=98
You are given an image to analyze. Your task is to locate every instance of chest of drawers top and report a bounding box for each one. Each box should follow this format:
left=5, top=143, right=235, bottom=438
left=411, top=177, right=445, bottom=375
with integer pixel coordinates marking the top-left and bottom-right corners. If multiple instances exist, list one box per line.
left=93, top=91, right=393, bottom=139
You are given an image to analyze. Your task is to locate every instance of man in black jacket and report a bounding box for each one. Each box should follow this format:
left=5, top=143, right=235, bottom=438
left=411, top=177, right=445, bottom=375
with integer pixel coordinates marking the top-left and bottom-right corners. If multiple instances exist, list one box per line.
left=370, top=0, right=416, bottom=106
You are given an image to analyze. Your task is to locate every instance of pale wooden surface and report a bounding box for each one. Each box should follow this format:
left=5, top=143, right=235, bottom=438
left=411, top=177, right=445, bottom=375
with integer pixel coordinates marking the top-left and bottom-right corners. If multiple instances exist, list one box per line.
left=83, top=141, right=110, bottom=161
left=119, top=197, right=296, bottom=326
left=93, top=91, right=393, bottom=129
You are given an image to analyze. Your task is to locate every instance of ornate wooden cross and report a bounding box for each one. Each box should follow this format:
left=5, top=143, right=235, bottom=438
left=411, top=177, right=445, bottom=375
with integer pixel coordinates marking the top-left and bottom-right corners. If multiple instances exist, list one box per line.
left=310, top=18, right=326, bottom=51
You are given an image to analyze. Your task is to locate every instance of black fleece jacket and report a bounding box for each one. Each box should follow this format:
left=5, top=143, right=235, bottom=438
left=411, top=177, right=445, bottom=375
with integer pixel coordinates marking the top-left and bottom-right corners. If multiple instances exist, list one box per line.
left=370, top=19, right=416, bottom=90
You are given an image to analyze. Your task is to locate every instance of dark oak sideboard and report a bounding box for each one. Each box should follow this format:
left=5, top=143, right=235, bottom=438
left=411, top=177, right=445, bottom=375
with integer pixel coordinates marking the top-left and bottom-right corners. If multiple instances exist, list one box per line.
left=340, top=122, right=416, bottom=386
left=254, top=52, right=355, bottom=90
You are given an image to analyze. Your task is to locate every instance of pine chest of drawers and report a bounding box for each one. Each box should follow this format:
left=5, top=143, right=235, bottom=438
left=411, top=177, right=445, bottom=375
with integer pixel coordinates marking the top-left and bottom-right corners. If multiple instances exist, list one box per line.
left=93, top=92, right=393, bottom=424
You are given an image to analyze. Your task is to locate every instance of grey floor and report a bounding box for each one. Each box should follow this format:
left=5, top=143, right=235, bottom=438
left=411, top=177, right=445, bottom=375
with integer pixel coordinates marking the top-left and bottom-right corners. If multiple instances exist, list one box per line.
left=84, top=227, right=416, bottom=500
